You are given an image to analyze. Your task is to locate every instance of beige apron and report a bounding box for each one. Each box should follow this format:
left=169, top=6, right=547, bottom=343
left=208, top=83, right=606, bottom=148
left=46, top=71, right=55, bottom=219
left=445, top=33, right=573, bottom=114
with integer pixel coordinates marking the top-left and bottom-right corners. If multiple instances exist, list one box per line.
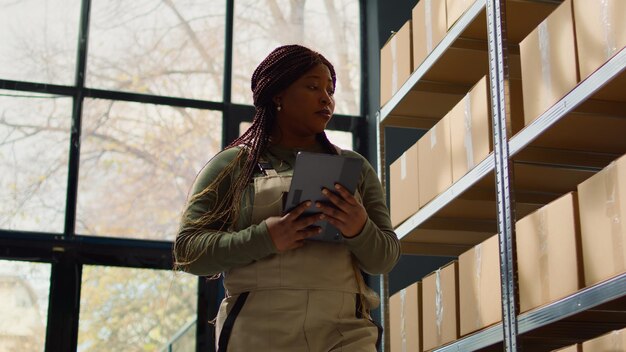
left=215, top=162, right=380, bottom=351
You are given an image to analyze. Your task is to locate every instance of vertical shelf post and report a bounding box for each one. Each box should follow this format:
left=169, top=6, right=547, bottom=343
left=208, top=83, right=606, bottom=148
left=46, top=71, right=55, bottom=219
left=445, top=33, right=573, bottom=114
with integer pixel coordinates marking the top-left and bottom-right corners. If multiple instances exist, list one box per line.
left=485, top=0, right=520, bottom=350
left=376, top=111, right=391, bottom=352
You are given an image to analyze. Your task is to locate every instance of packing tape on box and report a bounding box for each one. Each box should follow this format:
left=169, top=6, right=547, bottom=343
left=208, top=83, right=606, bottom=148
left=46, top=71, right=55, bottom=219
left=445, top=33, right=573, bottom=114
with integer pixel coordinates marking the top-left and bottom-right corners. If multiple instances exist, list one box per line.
left=431, top=124, right=438, bottom=149
left=435, top=268, right=444, bottom=342
left=464, top=94, right=475, bottom=170
left=400, top=288, right=408, bottom=351
left=474, top=242, right=483, bottom=329
left=538, top=21, right=552, bottom=108
left=601, top=0, right=618, bottom=60
left=605, top=162, right=625, bottom=272
left=401, top=152, right=407, bottom=180
left=538, top=208, right=551, bottom=303
left=425, top=0, right=433, bottom=53
left=391, top=35, right=399, bottom=97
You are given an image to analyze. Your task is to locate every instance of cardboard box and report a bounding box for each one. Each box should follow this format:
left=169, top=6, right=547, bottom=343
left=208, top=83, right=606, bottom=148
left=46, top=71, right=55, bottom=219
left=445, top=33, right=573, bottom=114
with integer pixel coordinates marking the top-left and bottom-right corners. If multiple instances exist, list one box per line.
left=582, top=328, right=626, bottom=351
left=573, top=0, right=626, bottom=80
left=381, top=20, right=413, bottom=107
left=418, top=114, right=452, bottom=208
left=446, top=0, right=476, bottom=30
left=422, top=261, right=459, bottom=350
left=519, top=0, right=579, bottom=125
left=515, top=192, right=583, bottom=313
left=390, top=142, right=419, bottom=227
left=450, top=76, right=491, bottom=183
left=553, top=344, right=580, bottom=352
left=577, top=153, right=626, bottom=287
left=389, top=282, right=422, bottom=352
left=412, top=0, right=447, bottom=70
left=459, top=234, right=502, bottom=336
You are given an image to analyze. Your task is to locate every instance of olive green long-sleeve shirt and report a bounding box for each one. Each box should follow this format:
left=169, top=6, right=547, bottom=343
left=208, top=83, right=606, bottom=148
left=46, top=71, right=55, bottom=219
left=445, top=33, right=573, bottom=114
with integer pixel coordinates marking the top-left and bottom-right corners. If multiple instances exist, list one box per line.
left=176, top=143, right=400, bottom=276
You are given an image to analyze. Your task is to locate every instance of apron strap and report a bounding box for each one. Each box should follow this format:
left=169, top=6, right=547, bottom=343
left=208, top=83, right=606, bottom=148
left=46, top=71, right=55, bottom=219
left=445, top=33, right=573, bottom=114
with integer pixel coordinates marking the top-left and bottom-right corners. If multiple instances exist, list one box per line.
left=355, top=294, right=383, bottom=351
left=217, top=291, right=250, bottom=352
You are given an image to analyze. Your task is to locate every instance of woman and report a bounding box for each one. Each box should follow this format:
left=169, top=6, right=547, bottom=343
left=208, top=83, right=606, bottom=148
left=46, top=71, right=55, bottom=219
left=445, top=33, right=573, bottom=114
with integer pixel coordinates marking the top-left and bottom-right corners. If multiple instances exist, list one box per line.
left=175, top=44, right=400, bottom=351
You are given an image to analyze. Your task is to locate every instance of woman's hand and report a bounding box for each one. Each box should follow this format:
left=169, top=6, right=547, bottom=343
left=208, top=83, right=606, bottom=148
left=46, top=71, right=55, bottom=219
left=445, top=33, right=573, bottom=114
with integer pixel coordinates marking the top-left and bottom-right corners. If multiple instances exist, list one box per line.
left=265, top=201, right=325, bottom=252
left=316, top=184, right=367, bottom=238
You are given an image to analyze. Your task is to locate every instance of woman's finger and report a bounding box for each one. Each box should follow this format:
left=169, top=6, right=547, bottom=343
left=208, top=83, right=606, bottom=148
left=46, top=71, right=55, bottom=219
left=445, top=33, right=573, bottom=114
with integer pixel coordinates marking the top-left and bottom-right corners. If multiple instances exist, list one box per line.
left=298, top=226, right=322, bottom=240
left=333, top=183, right=358, bottom=205
left=322, top=188, right=349, bottom=210
left=295, top=213, right=324, bottom=230
left=315, top=202, right=345, bottom=219
left=286, top=200, right=312, bottom=221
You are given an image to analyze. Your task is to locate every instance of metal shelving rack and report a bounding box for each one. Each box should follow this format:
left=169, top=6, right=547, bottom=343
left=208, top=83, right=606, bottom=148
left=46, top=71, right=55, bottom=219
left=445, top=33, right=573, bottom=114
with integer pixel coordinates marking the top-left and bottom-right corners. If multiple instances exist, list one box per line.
left=377, top=0, right=626, bottom=350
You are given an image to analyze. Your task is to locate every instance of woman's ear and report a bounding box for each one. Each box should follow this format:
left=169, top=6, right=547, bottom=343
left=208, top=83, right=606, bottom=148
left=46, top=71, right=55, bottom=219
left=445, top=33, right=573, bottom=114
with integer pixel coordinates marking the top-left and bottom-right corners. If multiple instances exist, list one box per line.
left=272, top=95, right=282, bottom=106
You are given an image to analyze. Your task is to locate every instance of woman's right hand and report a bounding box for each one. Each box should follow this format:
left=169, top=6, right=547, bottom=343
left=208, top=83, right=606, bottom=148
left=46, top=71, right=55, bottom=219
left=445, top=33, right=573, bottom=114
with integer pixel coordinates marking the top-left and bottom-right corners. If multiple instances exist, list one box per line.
left=265, top=201, right=325, bottom=252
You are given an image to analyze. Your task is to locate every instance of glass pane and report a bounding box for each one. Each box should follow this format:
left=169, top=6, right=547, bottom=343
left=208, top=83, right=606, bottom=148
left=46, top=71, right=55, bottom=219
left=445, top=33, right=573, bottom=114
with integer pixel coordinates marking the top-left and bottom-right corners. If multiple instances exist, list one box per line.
left=0, top=260, right=51, bottom=352
left=326, top=130, right=353, bottom=151
left=76, top=99, right=222, bottom=240
left=232, top=0, right=361, bottom=115
left=0, top=0, right=81, bottom=85
left=0, top=90, right=72, bottom=233
left=78, top=266, right=197, bottom=351
left=239, top=121, right=251, bottom=137
left=87, top=0, right=226, bottom=101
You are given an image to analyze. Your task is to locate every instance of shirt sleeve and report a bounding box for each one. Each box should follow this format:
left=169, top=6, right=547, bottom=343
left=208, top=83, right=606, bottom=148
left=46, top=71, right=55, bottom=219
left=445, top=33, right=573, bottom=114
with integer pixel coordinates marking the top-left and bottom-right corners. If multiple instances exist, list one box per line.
left=174, top=148, right=277, bottom=277
left=343, top=152, right=401, bottom=274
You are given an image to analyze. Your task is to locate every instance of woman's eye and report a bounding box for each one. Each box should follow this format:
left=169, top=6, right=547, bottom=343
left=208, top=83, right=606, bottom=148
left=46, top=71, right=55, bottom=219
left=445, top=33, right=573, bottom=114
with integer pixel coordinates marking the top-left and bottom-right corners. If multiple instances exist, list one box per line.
left=308, top=85, right=317, bottom=90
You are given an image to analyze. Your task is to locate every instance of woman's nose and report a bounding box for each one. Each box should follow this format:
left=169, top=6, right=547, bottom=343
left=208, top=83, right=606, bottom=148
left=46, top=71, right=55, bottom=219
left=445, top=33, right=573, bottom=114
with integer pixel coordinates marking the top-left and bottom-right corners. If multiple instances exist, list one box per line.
left=320, top=92, right=330, bottom=105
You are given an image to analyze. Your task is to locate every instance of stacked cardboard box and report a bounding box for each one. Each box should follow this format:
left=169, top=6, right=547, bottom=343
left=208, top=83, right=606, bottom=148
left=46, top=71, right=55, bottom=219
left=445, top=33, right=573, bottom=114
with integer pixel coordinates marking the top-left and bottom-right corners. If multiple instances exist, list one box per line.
left=389, top=282, right=422, bottom=352
left=446, top=0, right=476, bottom=30
left=577, top=153, right=626, bottom=287
left=582, top=328, right=626, bottom=351
left=422, top=261, right=459, bottom=350
left=516, top=192, right=583, bottom=313
left=389, top=142, right=419, bottom=227
left=418, top=114, right=452, bottom=208
left=380, top=21, right=413, bottom=107
left=449, top=76, right=491, bottom=183
left=412, top=0, right=447, bottom=70
left=573, top=0, right=626, bottom=81
left=458, top=234, right=502, bottom=336
left=519, top=0, right=579, bottom=125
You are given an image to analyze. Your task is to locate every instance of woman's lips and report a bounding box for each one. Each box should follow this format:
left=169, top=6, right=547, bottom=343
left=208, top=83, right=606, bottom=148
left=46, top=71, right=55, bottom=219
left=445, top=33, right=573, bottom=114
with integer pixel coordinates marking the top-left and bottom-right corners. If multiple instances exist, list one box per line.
left=316, top=109, right=332, bottom=118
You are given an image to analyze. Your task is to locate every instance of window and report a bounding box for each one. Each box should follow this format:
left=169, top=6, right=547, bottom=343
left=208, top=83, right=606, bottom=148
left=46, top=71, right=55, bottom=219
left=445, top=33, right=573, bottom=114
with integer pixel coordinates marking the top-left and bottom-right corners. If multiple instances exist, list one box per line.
left=0, top=90, right=72, bottom=233
left=87, top=0, right=226, bottom=101
left=76, top=100, right=222, bottom=240
left=0, top=0, right=81, bottom=85
left=0, top=260, right=51, bottom=351
left=78, top=266, right=197, bottom=350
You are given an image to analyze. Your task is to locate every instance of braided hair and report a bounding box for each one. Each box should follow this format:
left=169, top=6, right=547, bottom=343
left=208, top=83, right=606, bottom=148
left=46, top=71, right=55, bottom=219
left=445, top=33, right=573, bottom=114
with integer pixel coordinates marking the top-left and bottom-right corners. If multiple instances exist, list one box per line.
left=175, top=45, right=338, bottom=270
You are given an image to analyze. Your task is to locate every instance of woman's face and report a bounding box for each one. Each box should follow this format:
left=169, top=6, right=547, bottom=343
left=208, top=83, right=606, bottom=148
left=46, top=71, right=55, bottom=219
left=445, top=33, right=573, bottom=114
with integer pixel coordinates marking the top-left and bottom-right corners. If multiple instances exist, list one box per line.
left=272, top=63, right=335, bottom=140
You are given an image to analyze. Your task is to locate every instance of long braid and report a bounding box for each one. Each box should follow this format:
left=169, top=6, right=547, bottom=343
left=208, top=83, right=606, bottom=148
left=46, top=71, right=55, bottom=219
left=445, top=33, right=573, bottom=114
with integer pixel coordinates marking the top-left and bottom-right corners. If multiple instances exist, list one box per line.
left=174, top=45, right=337, bottom=271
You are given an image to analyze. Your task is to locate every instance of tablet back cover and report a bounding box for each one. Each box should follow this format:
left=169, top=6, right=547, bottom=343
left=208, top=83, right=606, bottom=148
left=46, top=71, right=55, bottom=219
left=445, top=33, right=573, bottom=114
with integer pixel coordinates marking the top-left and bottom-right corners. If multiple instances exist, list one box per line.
left=284, top=152, right=363, bottom=242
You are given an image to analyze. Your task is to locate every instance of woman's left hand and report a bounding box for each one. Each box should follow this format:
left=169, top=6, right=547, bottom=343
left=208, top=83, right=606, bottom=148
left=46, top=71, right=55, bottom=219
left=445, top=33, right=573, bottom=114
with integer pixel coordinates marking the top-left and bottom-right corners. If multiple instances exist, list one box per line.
left=316, top=183, right=368, bottom=238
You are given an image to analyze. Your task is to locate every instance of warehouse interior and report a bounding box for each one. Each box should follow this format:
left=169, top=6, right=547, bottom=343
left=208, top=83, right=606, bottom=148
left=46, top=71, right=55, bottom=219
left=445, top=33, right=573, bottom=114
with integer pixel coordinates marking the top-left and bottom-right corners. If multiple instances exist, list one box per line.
left=1, top=0, right=625, bottom=351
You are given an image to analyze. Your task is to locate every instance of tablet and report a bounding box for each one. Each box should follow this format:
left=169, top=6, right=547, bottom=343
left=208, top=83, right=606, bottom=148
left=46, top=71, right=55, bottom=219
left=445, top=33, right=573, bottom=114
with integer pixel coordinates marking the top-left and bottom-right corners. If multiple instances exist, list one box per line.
left=284, top=151, right=364, bottom=243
